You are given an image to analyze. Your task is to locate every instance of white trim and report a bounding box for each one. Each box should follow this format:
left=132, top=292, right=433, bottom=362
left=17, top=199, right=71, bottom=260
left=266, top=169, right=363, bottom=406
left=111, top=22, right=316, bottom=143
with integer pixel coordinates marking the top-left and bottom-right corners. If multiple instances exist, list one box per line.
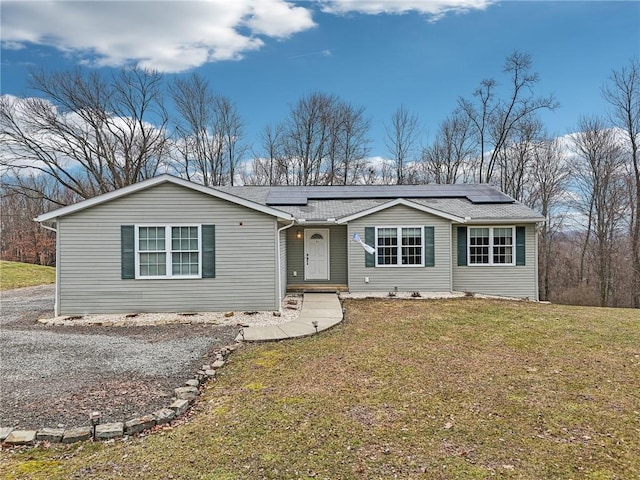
left=467, top=226, right=516, bottom=267
left=448, top=224, right=453, bottom=292
left=534, top=224, right=539, bottom=300
left=337, top=198, right=466, bottom=224
left=375, top=225, right=425, bottom=268
left=38, top=221, right=60, bottom=314
left=276, top=220, right=295, bottom=312
left=135, top=224, right=202, bottom=279
left=466, top=218, right=544, bottom=224
left=304, top=228, right=330, bottom=281
left=36, top=175, right=294, bottom=223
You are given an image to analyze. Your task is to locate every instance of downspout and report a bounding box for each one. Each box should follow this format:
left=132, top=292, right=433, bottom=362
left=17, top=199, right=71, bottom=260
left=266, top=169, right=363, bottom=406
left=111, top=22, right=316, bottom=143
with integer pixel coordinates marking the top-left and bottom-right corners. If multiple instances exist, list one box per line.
left=276, top=219, right=296, bottom=313
left=38, top=220, right=60, bottom=317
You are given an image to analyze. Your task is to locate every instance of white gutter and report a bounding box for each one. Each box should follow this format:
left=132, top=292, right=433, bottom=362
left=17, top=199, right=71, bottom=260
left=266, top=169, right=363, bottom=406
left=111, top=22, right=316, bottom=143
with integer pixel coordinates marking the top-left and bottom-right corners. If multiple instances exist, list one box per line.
left=276, top=220, right=296, bottom=313
left=36, top=219, right=60, bottom=317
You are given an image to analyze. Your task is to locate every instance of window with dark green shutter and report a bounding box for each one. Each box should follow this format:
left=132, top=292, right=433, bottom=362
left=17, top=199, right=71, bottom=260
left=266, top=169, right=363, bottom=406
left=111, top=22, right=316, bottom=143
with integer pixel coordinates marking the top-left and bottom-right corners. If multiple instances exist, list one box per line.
left=124, top=224, right=211, bottom=279
left=457, top=226, right=467, bottom=266
left=424, top=226, right=434, bottom=267
left=463, top=226, right=521, bottom=266
left=364, top=227, right=375, bottom=268
left=121, top=225, right=135, bottom=279
left=368, top=226, right=426, bottom=266
left=516, top=226, right=526, bottom=266
left=202, top=225, right=216, bottom=278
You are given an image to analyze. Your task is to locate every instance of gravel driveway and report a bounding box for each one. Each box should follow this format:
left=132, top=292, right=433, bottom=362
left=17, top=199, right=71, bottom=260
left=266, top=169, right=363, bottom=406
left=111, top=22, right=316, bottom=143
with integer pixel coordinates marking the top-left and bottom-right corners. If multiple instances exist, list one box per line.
left=0, top=285, right=237, bottom=430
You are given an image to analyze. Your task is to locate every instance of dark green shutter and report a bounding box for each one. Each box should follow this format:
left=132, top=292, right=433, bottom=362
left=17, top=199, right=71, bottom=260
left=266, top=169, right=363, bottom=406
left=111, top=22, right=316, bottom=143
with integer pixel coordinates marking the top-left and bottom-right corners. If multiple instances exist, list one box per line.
left=121, top=225, right=135, bottom=279
left=516, top=226, right=526, bottom=266
left=424, top=226, right=435, bottom=267
left=364, top=227, right=375, bottom=268
left=457, top=226, right=467, bottom=266
left=202, top=225, right=216, bottom=278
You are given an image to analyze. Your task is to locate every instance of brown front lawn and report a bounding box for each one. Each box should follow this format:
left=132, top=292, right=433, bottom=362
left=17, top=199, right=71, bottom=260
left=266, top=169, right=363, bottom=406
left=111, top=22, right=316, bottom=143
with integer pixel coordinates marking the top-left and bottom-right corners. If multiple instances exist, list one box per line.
left=1, top=298, right=638, bottom=479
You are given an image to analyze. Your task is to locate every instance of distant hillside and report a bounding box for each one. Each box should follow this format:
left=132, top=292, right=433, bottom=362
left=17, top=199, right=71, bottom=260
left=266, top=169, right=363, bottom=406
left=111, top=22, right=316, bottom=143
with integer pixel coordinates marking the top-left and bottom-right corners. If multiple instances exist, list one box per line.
left=0, top=261, right=55, bottom=290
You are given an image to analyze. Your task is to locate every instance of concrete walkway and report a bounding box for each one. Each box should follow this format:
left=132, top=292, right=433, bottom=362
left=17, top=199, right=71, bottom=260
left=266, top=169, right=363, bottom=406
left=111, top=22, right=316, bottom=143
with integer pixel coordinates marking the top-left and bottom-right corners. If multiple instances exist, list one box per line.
left=236, top=293, right=343, bottom=342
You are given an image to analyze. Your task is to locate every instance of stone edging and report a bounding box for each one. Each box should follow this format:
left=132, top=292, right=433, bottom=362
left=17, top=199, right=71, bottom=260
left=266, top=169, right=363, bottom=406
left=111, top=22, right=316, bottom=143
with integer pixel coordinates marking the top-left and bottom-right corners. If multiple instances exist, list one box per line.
left=0, top=342, right=243, bottom=448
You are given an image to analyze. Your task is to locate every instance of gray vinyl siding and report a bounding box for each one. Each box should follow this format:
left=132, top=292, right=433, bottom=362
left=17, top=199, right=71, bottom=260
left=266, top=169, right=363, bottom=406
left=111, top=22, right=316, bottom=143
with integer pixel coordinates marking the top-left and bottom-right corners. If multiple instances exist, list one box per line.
left=57, top=183, right=278, bottom=315
left=279, top=227, right=288, bottom=298
left=348, top=205, right=452, bottom=292
left=287, top=225, right=348, bottom=286
left=452, top=223, right=538, bottom=299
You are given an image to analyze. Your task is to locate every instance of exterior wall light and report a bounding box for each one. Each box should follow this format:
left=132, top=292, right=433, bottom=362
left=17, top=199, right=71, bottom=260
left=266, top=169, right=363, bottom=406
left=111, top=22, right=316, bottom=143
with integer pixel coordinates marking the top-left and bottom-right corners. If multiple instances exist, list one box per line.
left=296, top=230, right=303, bottom=239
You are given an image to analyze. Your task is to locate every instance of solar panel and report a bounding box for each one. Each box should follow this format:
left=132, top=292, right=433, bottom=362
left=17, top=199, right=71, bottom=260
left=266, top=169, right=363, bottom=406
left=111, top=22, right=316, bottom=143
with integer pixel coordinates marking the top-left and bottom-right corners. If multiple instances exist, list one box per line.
left=264, top=184, right=513, bottom=206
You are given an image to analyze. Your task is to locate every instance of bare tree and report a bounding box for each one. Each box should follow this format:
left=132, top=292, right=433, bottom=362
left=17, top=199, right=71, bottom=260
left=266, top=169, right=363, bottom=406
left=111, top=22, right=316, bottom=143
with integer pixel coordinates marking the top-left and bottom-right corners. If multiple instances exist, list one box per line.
left=496, top=116, right=544, bottom=201
left=572, top=117, right=627, bottom=306
left=384, top=105, right=420, bottom=184
left=602, top=59, right=640, bottom=307
left=170, top=74, right=246, bottom=186
left=458, top=51, right=558, bottom=183
left=0, top=67, right=169, bottom=202
left=527, top=137, right=570, bottom=301
left=0, top=174, right=74, bottom=265
left=282, top=92, right=334, bottom=185
left=243, top=124, right=288, bottom=185
left=274, top=92, right=371, bottom=185
left=332, top=102, right=371, bottom=185
left=422, top=110, right=474, bottom=184
left=215, top=95, right=247, bottom=185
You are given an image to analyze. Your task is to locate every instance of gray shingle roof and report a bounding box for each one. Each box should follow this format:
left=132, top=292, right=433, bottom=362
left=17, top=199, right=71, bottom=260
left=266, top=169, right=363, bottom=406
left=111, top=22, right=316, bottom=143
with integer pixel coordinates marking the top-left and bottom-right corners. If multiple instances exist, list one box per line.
left=213, top=185, right=544, bottom=223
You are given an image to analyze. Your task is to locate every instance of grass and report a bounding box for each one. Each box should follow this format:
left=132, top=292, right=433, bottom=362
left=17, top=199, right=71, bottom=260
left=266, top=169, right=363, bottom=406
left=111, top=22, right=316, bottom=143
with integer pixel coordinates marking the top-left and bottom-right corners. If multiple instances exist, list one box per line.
left=1, top=298, right=639, bottom=479
left=0, top=261, right=55, bottom=290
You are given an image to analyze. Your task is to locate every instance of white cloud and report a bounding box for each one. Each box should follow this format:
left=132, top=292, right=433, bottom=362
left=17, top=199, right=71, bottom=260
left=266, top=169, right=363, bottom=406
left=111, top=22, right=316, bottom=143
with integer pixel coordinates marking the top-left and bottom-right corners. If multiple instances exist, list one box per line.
left=1, top=0, right=315, bottom=72
left=320, top=0, right=494, bottom=20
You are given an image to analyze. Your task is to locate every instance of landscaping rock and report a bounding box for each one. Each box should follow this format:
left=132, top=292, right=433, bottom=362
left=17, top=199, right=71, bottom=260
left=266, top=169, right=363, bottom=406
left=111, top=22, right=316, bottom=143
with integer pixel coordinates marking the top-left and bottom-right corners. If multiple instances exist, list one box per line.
left=205, top=369, right=217, bottom=378
left=153, top=408, right=175, bottom=425
left=212, top=359, right=225, bottom=369
left=169, top=399, right=190, bottom=416
left=36, top=428, right=64, bottom=442
left=196, top=370, right=207, bottom=383
left=62, top=426, right=92, bottom=444
left=95, top=422, right=124, bottom=441
left=0, top=427, right=13, bottom=441
left=224, top=311, right=234, bottom=318
left=4, top=430, right=36, bottom=446
left=124, top=415, right=156, bottom=435
left=174, top=386, right=199, bottom=401
left=185, top=379, right=200, bottom=387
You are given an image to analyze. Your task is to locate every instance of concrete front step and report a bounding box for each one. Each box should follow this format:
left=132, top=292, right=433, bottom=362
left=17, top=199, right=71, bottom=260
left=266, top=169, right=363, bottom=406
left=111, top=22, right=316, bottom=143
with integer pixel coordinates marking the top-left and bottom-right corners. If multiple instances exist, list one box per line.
left=237, top=293, right=343, bottom=342
left=287, top=285, right=348, bottom=293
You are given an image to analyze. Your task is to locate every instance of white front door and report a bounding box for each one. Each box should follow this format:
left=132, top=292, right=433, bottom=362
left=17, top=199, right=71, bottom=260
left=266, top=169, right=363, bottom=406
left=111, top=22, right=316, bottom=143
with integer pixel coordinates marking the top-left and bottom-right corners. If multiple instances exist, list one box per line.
left=304, top=228, right=330, bottom=281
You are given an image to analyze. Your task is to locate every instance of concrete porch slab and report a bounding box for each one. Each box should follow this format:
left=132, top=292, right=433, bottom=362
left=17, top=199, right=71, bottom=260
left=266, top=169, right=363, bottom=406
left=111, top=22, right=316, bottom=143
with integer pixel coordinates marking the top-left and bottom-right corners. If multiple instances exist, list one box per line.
left=235, top=293, right=342, bottom=342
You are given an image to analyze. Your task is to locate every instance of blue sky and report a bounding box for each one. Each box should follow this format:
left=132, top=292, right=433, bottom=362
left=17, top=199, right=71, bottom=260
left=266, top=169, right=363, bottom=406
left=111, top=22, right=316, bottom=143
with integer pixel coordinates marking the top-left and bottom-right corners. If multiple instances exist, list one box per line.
left=2, top=0, right=639, bottom=160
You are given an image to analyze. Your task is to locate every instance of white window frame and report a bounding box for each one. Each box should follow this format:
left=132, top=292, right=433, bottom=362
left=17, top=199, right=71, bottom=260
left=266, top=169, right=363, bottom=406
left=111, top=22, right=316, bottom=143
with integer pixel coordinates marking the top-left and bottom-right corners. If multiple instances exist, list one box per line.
left=135, top=224, right=202, bottom=279
left=467, top=226, right=515, bottom=267
left=375, top=226, right=424, bottom=267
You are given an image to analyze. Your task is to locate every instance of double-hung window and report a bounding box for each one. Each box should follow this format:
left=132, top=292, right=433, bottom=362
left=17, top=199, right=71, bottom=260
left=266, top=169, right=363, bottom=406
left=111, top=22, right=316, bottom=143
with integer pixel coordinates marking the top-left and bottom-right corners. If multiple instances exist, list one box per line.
left=376, top=226, right=423, bottom=266
left=137, top=225, right=201, bottom=278
left=468, top=226, right=514, bottom=266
